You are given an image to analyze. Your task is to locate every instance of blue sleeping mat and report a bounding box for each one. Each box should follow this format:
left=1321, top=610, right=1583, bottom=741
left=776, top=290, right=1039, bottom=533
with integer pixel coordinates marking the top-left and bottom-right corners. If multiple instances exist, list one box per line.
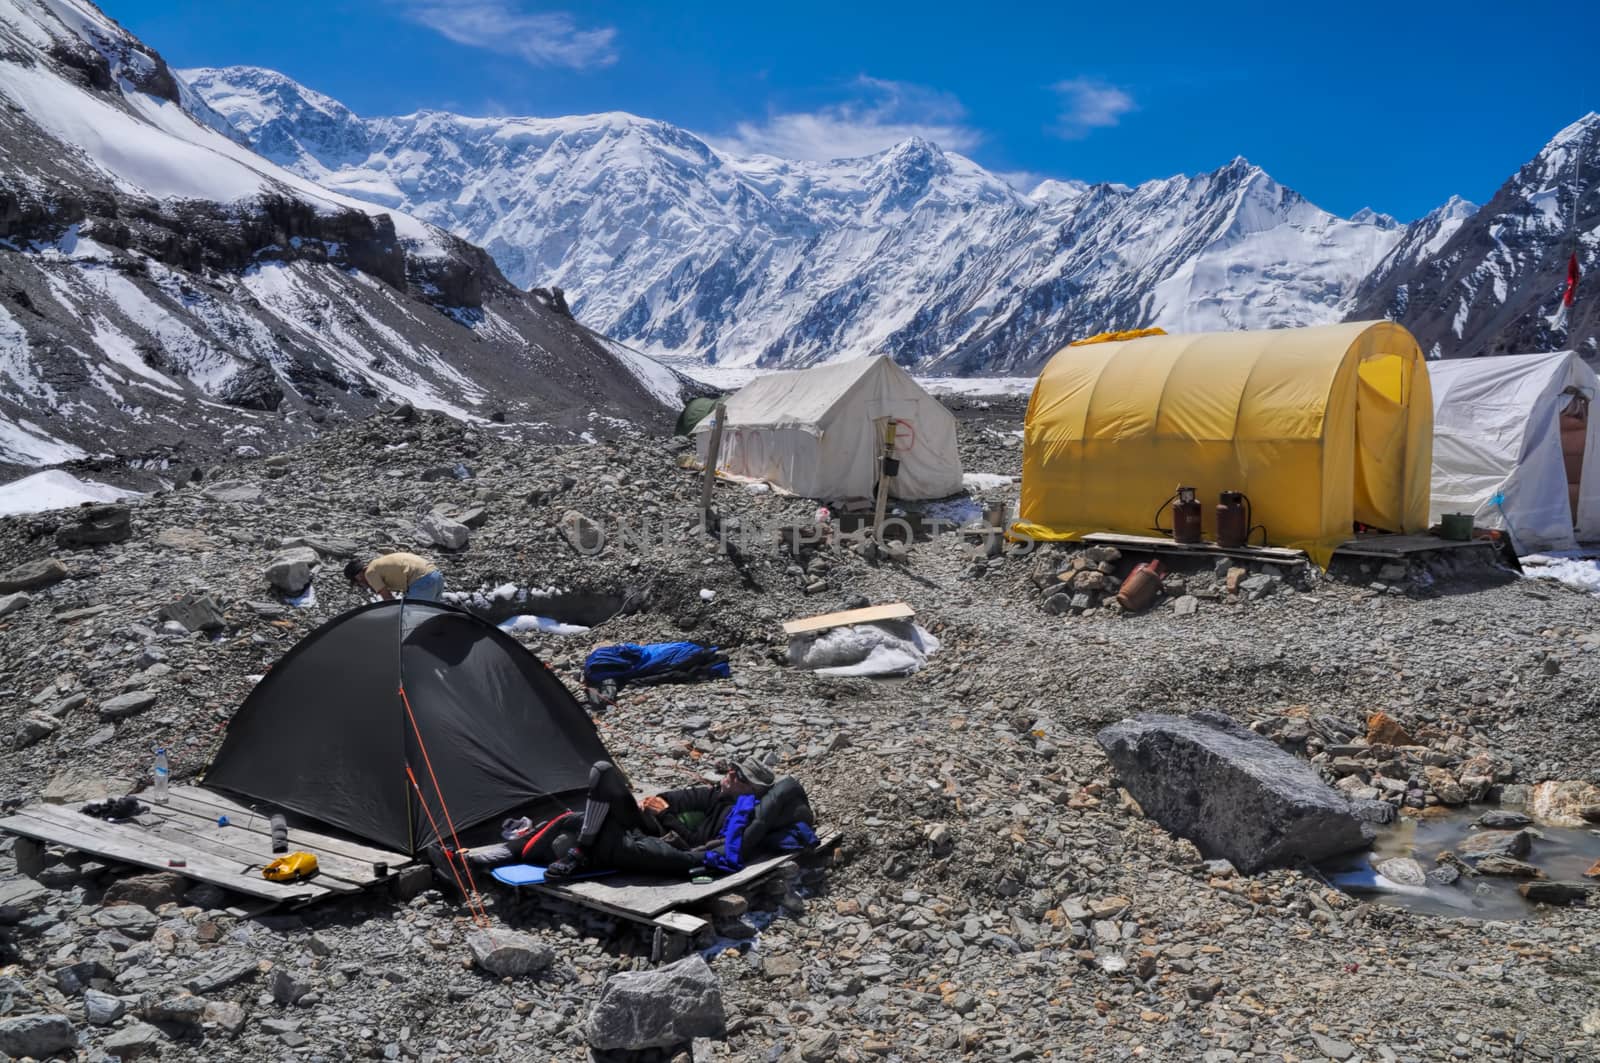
left=491, top=863, right=615, bottom=886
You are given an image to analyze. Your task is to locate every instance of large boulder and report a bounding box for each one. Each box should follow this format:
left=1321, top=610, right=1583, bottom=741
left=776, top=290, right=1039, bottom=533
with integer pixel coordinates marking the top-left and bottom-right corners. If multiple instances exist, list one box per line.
left=466, top=929, right=555, bottom=977
left=0, top=1014, right=76, bottom=1058
left=265, top=547, right=319, bottom=595
left=55, top=504, right=132, bottom=547
left=159, top=591, right=227, bottom=632
left=585, top=955, right=725, bottom=1051
left=1096, top=711, right=1375, bottom=873
left=0, top=558, right=68, bottom=593
left=418, top=513, right=469, bottom=550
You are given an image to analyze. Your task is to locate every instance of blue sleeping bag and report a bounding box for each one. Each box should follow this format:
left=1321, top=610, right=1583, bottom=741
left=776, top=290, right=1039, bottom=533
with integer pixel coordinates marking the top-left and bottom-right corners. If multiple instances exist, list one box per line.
left=584, top=642, right=730, bottom=688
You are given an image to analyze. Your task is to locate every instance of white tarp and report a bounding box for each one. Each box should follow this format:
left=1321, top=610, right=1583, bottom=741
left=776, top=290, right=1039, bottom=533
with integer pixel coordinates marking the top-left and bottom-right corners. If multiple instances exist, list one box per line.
left=695, top=356, right=964, bottom=500
left=1429, top=350, right=1600, bottom=552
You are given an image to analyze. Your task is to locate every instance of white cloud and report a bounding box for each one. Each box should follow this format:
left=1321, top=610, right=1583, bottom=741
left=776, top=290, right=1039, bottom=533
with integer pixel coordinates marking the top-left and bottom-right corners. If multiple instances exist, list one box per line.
left=709, top=76, right=982, bottom=162
left=1051, top=78, right=1135, bottom=139
left=399, top=1, right=617, bottom=69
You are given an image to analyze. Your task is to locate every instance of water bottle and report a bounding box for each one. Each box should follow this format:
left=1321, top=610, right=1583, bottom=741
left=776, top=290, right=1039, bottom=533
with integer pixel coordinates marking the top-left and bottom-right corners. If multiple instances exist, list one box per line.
left=152, top=747, right=169, bottom=804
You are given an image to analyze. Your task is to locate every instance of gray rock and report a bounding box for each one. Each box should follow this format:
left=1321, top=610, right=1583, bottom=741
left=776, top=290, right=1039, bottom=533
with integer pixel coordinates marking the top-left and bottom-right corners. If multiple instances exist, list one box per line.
left=54, top=504, right=132, bottom=547
left=1240, top=573, right=1276, bottom=600
left=185, top=958, right=258, bottom=994
left=14, top=712, right=59, bottom=749
left=278, top=535, right=358, bottom=558
left=94, top=905, right=157, bottom=938
left=203, top=999, right=248, bottom=1035
left=102, top=1021, right=163, bottom=1059
left=269, top=967, right=307, bottom=1005
left=418, top=513, right=470, bottom=550
left=1375, top=857, right=1427, bottom=886
left=559, top=510, right=604, bottom=555
left=158, top=591, right=227, bottom=632
left=265, top=546, right=319, bottom=595
left=202, top=481, right=263, bottom=504
left=1172, top=595, right=1199, bottom=616
left=585, top=955, right=725, bottom=1051
left=1096, top=711, right=1374, bottom=873
left=99, top=691, right=159, bottom=720
left=54, top=959, right=114, bottom=995
left=1474, top=810, right=1532, bottom=830
left=42, top=766, right=131, bottom=804
left=145, top=994, right=206, bottom=1025
left=0, top=878, right=50, bottom=923
left=0, top=558, right=69, bottom=593
left=0, top=591, right=31, bottom=618
left=1458, top=829, right=1532, bottom=861
left=103, top=872, right=187, bottom=910
left=1310, top=1032, right=1356, bottom=1060
left=467, top=929, right=555, bottom=977
left=84, top=988, right=129, bottom=1025
left=0, top=1013, right=76, bottom=1057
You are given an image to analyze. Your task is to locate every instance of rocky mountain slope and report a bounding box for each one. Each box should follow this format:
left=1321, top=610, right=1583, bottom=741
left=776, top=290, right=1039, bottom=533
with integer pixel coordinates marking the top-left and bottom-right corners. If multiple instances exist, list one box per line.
left=0, top=0, right=687, bottom=480
left=1348, top=114, right=1600, bottom=360
left=184, top=66, right=1409, bottom=374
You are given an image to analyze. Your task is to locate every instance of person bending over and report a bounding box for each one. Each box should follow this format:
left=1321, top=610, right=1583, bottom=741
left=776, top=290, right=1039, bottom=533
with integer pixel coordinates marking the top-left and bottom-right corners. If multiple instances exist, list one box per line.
left=545, top=756, right=816, bottom=879
left=344, top=552, right=442, bottom=602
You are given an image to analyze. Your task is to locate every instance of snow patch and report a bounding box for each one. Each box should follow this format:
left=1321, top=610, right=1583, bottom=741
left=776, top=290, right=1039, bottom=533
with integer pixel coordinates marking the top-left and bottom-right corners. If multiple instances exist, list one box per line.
left=0, top=468, right=137, bottom=516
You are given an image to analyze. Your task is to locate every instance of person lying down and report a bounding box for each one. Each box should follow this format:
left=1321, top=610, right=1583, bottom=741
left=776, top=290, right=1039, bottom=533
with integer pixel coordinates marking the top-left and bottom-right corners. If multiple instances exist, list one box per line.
left=441, top=756, right=818, bottom=879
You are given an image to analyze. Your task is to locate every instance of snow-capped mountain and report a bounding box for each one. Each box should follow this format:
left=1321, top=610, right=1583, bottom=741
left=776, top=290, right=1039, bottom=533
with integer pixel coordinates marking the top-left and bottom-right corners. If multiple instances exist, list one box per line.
left=184, top=66, right=1408, bottom=374
left=1347, top=115, right=1600, bottom=360
left=0, top=0, right=686, bottom=474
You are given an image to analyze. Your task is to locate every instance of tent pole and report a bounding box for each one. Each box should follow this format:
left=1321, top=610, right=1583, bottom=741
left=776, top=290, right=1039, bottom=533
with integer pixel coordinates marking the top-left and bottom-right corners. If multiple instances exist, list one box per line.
left=872, top=419, right=898, bottom=541
left=699, top=402, right=726, bottom=529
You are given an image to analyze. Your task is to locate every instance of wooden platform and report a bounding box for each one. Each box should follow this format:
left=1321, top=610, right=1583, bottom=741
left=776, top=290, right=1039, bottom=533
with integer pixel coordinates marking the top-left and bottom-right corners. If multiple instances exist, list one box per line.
left=0, top=786, right=415, bottom=907
left=1081, top=532, right=1308, bottom=567
left=1332, top=533, right=1499, bottom=559
left=528, top=832, right=838, bottom=938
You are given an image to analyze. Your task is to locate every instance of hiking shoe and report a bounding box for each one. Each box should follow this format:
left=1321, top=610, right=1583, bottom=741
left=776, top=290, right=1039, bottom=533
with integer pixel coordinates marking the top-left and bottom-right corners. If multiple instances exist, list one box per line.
left=545, top=846, right=588, bottom=879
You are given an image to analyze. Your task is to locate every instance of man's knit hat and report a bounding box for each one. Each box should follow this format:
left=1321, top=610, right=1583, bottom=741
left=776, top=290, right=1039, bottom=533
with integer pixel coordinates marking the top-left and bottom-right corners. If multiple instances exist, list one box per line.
left=731, top=756, right=775, bottom=791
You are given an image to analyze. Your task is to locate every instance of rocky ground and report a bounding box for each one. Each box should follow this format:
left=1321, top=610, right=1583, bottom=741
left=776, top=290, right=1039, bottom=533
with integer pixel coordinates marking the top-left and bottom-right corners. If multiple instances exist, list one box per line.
left=1, top=396, right=1598, bottom=1062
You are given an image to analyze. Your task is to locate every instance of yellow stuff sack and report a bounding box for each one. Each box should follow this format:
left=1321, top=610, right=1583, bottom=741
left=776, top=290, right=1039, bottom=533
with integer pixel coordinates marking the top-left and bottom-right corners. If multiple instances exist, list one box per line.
left=262, top=852, right=318, bottom=882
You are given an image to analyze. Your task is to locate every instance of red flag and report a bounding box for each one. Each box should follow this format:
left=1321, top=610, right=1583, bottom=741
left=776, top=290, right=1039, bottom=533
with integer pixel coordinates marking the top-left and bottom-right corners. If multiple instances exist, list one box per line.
left=1565, top=251, right=1581, bottom=307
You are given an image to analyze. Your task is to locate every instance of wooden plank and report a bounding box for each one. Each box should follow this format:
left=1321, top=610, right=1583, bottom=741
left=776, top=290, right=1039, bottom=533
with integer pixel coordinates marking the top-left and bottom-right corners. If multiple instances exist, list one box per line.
left=1081, top=532, right=1307, bottom=562
left=0, top=805, right=328, bottom=904
left=653, top=910, right=709, bottom=935
left=1333, top=535, right=1497, bottom=559
left=536, top=837, right=829, bottom=918
left=164, top=787, right=411, bottom=867
left=783, top=603, right=914, bottom=636
left=136, top=808, right=369, bottom=891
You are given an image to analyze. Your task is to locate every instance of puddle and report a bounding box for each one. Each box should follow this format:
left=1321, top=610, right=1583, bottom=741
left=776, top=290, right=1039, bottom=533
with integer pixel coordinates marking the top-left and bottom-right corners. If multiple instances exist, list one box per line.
left=1321, top=806, right=1600, bottom=919
left=451, top=583, right=637, bottom=628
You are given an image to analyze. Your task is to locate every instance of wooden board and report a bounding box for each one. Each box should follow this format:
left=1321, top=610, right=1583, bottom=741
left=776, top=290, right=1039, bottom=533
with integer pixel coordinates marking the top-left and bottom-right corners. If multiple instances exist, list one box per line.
left=166, top=787, right=411, bottom=869
left=0, top=803, right=332, bottom=905
left=783, top=603, right=914, bottom=635
left=0, top=785, right=417, bottom=908
left=1081, top=532, right=1307, bottom=565
left=532, top=832, right=837, bottom=929
left=1332, top=534, right=1499, bottom=559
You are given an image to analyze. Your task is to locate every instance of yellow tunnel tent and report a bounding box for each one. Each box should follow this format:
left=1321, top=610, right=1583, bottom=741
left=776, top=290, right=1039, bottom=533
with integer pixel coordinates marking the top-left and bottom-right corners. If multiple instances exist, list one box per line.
left=1014, top=321, right=1433, bottom=568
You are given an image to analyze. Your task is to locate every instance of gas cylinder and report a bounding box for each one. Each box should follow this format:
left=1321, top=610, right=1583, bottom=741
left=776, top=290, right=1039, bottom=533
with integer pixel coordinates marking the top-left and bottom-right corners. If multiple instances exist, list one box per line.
left=1216, top=491, right=1251, bottom=548
left=1116, top=559, right=1163, bottom=612
left=1171, top=486, right=1202, bottom=544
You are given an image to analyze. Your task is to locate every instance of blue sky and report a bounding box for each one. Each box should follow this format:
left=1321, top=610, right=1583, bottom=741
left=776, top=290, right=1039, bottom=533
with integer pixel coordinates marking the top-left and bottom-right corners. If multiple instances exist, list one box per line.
left=102, top=0, right=1597, bottom=222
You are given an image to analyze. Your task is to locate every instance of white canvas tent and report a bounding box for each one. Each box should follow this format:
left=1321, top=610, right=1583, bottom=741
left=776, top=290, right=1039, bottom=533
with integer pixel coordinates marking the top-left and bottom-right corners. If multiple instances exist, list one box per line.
left=1430, top=350, right=1600, bottom=552
left=695, top=356, right=964, bottom=500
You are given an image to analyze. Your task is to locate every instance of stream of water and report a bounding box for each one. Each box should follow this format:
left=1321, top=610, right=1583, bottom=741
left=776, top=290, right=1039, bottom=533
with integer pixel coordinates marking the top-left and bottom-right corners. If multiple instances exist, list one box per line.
left=1320, top=806, right=1600, bottom=919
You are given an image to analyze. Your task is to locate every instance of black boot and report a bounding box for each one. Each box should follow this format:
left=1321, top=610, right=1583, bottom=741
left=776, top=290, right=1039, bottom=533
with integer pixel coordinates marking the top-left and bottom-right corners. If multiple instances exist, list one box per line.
left=545, top=846, right=588, bottom=880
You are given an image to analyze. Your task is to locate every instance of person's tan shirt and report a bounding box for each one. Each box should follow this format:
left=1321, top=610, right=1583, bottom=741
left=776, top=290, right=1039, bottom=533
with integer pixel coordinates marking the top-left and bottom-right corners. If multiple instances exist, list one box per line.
left=363, top=552, right=435, bottom=593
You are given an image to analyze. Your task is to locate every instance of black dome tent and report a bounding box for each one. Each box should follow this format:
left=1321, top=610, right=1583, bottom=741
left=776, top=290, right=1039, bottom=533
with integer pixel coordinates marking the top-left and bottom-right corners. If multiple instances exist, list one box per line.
left=204, top=600, right=612, bottom=854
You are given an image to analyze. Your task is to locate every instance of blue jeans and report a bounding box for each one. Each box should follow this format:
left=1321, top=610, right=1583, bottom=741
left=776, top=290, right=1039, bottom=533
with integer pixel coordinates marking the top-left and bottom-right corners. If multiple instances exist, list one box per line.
left=407, top=570, right=444, bottom=602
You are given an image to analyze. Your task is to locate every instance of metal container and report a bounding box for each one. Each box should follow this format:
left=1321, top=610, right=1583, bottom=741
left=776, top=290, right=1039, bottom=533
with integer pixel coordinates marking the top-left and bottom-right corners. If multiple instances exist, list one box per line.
left=1216, top=491, right=1252, bottom=549
left=1116, top=559, right=1163, bottom=612
left=1439, top=513, right=1474, bottom=541
left=1172, top=486, right=1202, bottom=544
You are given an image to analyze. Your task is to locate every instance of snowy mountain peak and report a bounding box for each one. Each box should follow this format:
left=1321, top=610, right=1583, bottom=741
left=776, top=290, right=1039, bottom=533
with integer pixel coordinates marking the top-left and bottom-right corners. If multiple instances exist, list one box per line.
left=1350, top=207, right=1401, bottom=230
